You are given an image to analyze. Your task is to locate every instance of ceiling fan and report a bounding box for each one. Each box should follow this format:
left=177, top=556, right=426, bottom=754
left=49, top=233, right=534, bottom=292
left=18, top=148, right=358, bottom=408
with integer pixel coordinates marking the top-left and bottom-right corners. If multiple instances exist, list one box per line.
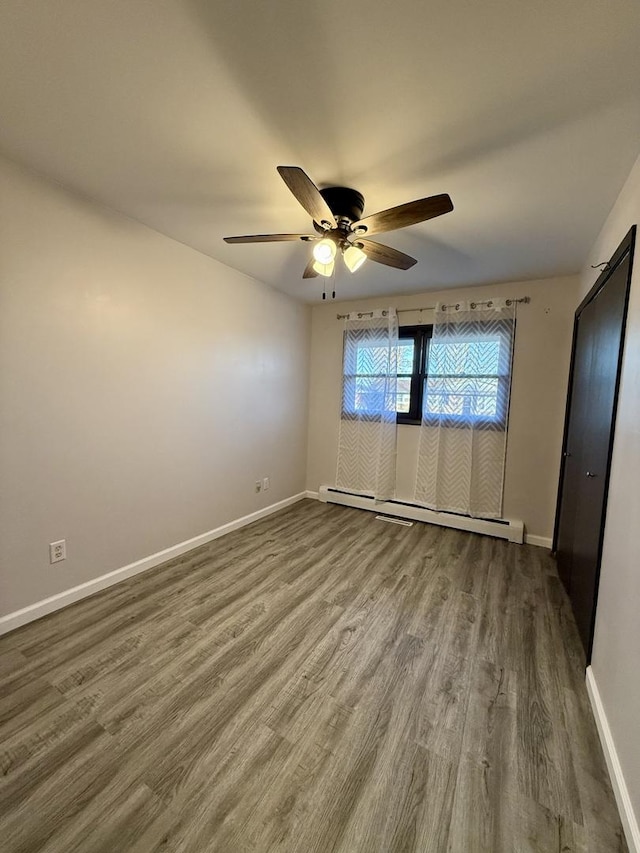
left=223, top=166, right=454, bottom=279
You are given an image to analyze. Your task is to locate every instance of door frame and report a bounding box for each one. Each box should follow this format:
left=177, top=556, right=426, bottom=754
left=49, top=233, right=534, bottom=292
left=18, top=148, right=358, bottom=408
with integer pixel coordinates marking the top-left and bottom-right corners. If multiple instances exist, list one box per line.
left=552, top=225, right=636, bottom=660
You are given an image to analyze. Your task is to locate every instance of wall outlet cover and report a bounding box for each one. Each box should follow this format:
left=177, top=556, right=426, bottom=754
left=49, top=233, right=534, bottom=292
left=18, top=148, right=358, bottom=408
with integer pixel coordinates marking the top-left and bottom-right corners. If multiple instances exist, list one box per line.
left=49, top=540, right=66, bottom=563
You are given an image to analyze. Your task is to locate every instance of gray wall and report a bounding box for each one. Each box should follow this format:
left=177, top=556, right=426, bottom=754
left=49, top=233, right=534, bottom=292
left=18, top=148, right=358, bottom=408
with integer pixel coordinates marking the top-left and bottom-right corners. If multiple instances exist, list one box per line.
left=0, top=155, right=311, bottom=617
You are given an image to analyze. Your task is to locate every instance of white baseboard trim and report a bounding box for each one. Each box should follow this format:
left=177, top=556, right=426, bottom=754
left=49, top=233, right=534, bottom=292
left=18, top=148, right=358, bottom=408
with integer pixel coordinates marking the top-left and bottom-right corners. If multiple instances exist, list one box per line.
left=317, top=485, right=524, bottom=543
left=310, top=487, right=552, bottom=549
left=0, top=492, right=307, bottom=637
left=523, top=534, right=553, bottom=549
left=586, top=666, right=640, bottom=853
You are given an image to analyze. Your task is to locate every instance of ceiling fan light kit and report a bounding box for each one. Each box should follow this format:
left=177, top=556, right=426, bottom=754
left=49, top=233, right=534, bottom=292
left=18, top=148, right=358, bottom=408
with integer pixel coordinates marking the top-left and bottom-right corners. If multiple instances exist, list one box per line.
left=343, top=243, right=367, bottom=273
left=312, top=259, right=335, bottom=277
left=223, top=166, right=453, bottom=282
left=312, top=238, right=337, bottom=265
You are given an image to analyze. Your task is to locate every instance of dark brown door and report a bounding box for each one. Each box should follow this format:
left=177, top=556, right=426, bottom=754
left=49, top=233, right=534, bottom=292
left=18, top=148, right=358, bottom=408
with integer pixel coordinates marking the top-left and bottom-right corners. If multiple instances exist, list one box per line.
left=554, top=227, right=635, bottom=658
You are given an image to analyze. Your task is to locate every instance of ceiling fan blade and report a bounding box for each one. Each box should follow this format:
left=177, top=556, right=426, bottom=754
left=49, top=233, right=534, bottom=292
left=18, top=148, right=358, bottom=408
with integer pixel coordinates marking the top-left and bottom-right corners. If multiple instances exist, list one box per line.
left=303, top=258, right=319, bottom=279
left=358, top=239, right=417, bottom=270
left=352, top=193, right=453, bottom=236
left=223, top=233, right=315, bottom=244
left=277, top=166, right=337, bottom=229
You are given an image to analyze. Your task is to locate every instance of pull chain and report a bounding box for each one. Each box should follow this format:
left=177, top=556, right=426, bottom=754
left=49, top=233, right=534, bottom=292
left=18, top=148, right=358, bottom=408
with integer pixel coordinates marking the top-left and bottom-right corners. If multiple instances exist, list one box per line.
left=332, top=252, right=337, bottom=299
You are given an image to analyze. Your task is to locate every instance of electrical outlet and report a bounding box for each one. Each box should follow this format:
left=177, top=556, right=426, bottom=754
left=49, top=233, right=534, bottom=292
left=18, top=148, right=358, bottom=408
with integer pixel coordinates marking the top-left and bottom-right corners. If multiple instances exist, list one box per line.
left=263, top=477, right=270, bottom=492
left=49, top=540, right=66, bottom=564
left=255, top=480, right=262, bottom=493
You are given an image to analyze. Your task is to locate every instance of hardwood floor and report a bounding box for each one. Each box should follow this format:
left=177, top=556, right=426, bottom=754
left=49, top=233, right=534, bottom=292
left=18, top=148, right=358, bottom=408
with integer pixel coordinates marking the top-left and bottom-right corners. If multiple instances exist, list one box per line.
left=0, top=500, right=627, bottom=852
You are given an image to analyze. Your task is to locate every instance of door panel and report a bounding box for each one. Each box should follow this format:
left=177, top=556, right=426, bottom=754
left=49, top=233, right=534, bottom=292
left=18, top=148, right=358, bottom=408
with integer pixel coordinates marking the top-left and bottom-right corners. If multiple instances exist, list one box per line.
left=568, top=259, right=630, bottom=651
left=555, top=299, right=598, bottom=591
left=554, top=227, right=634, bottom=658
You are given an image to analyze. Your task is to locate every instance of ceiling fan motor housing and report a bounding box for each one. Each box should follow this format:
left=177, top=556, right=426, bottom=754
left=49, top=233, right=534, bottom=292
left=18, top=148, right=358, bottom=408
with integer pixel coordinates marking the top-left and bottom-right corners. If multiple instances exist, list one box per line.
left=317, top=187, right=365, bottom=229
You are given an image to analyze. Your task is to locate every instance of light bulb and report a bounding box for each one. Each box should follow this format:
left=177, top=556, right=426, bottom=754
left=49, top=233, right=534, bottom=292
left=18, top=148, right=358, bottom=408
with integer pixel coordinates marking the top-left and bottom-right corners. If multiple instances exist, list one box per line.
left=313, top=259, right=335, bottom=277
left=343, top=244, right=367, bottom=273
left=313, top=238, right=337, bottom=265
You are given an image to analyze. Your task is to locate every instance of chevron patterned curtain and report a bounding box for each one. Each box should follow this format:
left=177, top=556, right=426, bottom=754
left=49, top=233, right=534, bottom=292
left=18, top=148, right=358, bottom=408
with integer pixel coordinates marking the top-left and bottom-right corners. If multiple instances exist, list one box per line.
left=414, top=299, right=516, bottom=518
left=336, top=309, right=399, bottom=500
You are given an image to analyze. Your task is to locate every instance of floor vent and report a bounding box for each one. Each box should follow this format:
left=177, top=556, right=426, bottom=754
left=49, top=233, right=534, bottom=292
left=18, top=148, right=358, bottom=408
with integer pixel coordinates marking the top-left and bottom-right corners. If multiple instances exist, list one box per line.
left=375, top=515, right=413, bottom=527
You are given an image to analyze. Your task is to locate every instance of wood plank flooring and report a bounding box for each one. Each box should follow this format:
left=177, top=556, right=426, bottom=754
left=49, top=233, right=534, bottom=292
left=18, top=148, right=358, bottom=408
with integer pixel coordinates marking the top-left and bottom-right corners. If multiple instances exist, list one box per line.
left=0, top=500, right=627, bottom=852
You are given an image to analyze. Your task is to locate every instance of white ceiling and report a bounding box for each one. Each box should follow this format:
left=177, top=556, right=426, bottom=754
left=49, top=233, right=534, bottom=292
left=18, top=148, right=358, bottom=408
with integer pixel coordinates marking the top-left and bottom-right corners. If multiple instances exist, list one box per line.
left=1, top=0, right=639, bottom=303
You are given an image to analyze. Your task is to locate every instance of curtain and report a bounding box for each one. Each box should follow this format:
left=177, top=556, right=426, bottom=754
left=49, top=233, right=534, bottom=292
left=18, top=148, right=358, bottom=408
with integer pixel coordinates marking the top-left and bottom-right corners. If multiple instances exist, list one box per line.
left=336, top=309, right=399, bottom=500
left=414, top=298, right=516, bottom=518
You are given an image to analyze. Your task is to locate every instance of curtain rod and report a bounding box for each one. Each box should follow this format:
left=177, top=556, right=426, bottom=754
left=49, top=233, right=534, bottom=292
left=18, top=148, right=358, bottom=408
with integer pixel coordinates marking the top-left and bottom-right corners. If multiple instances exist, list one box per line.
left=335, top=296, right=530, bottom=320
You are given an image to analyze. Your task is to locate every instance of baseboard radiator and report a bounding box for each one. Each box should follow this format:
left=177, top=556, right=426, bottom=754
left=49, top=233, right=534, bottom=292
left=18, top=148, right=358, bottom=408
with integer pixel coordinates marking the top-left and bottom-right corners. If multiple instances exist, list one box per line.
left=318, top=485, right=524, bottom=544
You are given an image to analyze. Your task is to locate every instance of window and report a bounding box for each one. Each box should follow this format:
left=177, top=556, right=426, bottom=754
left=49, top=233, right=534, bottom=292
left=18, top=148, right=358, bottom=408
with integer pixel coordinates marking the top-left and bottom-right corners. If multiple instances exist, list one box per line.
left=341, top=320, right=513, bottom=427
left=341, top=329, right=398, bottom=419
left=396, top=326, right=431, bottom=424
left=340, top=325, right=430, bottom=423
left=423, top=320, right=513, bottom=428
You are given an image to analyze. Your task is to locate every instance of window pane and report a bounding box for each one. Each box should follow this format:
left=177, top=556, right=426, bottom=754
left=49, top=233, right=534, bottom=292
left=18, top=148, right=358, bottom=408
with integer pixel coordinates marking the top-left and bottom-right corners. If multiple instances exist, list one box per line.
left=353, top=376, right=397, bottom=414
left=354, top=343, right=391, bottom=376
left=395, top=377, right=412, bottom=413
left=425, top=376, right=500, bottom=418
left=429, top=338, right=501, bottom=376
left=397, top=340, right=415, bottom=374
